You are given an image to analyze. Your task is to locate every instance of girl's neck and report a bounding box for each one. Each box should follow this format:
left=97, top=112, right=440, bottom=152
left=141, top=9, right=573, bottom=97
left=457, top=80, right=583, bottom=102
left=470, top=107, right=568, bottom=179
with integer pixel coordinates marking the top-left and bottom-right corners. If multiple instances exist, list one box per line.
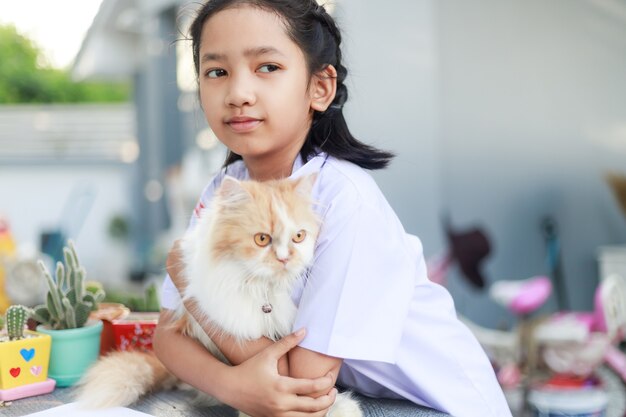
left=244, top=138, right=305, bottom=181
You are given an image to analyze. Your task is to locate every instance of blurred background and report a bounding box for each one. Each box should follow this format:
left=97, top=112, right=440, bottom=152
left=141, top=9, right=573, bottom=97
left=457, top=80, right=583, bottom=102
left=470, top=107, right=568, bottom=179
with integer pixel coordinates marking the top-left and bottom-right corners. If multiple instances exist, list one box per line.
left=0, top=0, right=626, bottom=331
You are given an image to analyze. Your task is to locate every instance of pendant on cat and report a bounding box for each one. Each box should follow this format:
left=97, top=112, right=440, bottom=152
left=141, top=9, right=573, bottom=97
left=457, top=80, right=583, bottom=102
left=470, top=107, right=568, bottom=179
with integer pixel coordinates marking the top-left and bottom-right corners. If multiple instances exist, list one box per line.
left=261, top=303, right=273, bottom=314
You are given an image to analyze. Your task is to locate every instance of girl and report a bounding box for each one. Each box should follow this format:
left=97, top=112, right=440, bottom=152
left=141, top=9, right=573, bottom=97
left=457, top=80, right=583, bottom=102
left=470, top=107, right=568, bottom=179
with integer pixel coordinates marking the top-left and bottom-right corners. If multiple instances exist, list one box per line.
left=154, top=1, right=513, bottom=416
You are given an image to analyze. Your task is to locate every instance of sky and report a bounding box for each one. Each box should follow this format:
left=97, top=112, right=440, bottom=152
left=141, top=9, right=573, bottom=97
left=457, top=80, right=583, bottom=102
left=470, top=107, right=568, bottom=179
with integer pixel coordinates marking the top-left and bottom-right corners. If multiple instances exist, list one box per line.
left=0, top=0, right=103, bottom=69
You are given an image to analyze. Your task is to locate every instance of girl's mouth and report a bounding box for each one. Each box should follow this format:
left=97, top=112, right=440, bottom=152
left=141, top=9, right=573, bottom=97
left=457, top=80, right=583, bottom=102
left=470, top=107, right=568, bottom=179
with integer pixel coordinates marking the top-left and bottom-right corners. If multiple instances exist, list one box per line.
left=226, top=117, right=263, bottom=133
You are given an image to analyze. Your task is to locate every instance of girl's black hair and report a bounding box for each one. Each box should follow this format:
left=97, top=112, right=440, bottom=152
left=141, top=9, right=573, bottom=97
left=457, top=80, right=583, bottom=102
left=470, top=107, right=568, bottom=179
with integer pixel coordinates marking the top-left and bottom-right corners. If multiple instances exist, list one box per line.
left=189, top=0, right=394, bottom=170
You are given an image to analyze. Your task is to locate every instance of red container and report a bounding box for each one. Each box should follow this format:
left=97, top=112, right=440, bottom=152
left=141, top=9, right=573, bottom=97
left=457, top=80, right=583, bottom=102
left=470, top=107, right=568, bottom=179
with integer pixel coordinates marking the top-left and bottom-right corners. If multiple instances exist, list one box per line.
left=111, top=312, right=159, bottom=352
left=90, top=303, right=131, bottom=355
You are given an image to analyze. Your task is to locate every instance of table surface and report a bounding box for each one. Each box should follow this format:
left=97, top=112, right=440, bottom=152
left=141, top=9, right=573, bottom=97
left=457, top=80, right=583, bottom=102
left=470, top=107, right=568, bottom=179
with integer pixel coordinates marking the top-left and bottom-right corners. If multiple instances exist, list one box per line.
left=2, top=367, right=626, bottom=417
left=1, top=387, right=239, bottom=417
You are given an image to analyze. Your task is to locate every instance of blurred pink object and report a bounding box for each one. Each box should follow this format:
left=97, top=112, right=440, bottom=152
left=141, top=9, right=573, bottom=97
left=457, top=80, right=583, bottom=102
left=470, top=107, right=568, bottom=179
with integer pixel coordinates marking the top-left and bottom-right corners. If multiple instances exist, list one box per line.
left=497, top=363, right=521, bottom=389
left=426, top=253, right=452, bottom=286
left=490, top=275, right=552, bottom=315
left=542, top=333, right=610, bottom=376
left=535, top=274, right=626, bottom=378
left=593, top=284, right=607, bottom=333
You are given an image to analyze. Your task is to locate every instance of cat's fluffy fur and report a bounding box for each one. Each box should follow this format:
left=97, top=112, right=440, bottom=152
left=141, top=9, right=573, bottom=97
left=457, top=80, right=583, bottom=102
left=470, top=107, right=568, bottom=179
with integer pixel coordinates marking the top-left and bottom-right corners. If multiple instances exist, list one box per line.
left=76, top=174, right=362, bottom=417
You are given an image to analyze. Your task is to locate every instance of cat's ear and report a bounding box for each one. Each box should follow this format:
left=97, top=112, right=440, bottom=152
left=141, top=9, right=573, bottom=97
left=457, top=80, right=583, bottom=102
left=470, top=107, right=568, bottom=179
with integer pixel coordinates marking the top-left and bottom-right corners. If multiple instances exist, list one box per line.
left=218, top=176, right=250, bottom=202
left=294, top=173, right=318, bottom=196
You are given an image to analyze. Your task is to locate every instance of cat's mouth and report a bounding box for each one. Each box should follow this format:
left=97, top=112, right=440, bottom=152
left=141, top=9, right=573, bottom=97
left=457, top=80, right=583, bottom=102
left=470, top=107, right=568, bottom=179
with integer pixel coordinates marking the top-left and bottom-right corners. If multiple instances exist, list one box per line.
left=270, top=263, right=300, bottom=280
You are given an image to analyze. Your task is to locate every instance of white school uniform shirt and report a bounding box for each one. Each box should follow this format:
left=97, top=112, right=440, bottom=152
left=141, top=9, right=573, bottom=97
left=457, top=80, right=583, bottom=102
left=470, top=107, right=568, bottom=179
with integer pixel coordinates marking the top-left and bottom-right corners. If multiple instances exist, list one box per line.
left=161, top=153, right=512, bottom=417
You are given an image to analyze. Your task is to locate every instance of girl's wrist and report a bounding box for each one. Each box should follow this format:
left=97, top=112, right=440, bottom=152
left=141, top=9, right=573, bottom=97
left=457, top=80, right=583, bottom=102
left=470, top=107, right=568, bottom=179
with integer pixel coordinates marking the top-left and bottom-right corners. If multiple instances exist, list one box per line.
left=211, top=361, right=239, bottom=405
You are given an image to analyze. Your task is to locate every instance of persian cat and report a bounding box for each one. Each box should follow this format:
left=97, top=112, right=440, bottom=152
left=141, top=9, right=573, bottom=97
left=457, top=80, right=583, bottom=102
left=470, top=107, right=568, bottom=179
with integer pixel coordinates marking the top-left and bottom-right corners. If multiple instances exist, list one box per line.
left=77, top=174, right=361, bottom=417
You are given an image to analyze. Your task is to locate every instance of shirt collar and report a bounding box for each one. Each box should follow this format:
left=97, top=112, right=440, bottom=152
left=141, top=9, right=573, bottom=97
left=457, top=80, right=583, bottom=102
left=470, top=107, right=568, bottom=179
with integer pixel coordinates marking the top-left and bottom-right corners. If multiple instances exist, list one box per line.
left=229, top=151, right=328, bottom=181
left=290, top=152, right=327, bottom=179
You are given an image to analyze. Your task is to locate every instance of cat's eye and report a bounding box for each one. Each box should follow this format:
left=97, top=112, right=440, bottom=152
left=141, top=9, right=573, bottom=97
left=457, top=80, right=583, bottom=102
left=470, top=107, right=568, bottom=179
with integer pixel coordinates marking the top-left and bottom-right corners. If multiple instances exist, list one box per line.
left=292, top=230, right=306, bottom=243
left=254, top=233, right=272, bottom=247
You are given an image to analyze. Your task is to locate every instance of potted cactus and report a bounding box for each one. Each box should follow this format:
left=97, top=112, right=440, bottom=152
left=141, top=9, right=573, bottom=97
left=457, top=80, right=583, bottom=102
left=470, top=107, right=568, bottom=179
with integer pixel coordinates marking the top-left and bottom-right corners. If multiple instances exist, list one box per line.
left=0, top=305, right=55, bottom=400
left=30, top=240, right=105, bottom=387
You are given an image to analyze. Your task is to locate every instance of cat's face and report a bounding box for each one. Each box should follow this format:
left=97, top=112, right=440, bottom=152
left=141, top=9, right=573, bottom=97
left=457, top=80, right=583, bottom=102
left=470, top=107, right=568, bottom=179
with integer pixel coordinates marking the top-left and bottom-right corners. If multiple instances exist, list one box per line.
left=209, top=174, right=319, bottom=284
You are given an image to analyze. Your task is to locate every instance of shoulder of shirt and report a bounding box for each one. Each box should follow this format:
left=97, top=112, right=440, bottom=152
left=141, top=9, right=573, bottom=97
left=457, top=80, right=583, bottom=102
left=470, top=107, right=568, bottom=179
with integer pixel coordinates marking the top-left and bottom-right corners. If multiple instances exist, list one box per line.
left=317, top=156, right=384, bottom=210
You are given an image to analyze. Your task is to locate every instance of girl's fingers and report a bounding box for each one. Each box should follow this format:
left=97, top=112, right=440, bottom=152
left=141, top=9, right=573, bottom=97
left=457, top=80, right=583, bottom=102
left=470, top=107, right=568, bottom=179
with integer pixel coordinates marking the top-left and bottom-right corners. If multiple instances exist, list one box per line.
left=285, top=387, right=338, bottom=414
left=266, top=329, right=307, bottom=359
left=286, top=372, right=335, bottom=395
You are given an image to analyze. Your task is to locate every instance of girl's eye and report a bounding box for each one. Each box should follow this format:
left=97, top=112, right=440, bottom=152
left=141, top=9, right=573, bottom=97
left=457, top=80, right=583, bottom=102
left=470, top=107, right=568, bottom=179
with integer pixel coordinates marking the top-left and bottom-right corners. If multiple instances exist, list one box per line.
left=254, top=233, right=272, bottom=247
left=258, top=64, right=279, bottom=73
left=206, top=68, right=227, bottom=78
left=292, top=230, right=306, bottom=243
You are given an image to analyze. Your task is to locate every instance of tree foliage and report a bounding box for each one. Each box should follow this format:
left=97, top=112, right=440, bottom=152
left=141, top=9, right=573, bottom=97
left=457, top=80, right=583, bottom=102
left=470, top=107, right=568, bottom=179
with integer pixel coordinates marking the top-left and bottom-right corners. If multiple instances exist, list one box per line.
left=0, top=24, right=130, bottom=103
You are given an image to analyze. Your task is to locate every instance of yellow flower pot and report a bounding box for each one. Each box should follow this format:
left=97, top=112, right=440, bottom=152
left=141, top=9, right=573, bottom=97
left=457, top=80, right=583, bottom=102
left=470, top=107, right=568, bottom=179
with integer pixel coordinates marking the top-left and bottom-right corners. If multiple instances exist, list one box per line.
left=0, top=330, right=51, bottom=390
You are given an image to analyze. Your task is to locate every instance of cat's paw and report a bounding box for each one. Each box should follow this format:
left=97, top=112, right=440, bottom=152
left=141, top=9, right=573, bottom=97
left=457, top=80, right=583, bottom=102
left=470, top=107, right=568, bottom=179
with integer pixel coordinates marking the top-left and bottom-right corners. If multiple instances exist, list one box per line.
left=327, top=391, right=362, bottom=417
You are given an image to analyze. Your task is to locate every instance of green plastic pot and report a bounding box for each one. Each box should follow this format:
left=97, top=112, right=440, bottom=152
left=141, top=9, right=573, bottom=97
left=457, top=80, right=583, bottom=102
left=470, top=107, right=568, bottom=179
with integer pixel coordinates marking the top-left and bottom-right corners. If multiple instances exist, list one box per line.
left=36, top=320, right=103, bottom=387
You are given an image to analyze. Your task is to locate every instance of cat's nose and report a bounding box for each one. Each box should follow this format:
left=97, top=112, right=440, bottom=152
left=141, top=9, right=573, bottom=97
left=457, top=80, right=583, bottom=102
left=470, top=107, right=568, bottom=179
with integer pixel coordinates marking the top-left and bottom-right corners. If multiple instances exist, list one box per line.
left=277, top=257, right=289, bottom=265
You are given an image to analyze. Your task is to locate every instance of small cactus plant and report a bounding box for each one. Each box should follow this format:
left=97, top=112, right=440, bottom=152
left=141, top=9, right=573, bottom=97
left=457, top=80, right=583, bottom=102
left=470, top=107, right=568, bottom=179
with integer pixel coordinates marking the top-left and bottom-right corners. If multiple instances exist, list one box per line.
left=30, top=240, right=105, bottom=330
left=6, top=305, right=28, bottom=340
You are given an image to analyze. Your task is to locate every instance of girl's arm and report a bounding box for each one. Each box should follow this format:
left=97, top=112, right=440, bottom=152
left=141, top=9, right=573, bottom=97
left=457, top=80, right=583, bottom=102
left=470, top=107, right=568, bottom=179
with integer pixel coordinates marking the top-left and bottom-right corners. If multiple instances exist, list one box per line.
left=288, top=347, right=343, bottom=399
left=182, top=295, right=290, bottom=375
left=153, top=309, right=337, bottom=417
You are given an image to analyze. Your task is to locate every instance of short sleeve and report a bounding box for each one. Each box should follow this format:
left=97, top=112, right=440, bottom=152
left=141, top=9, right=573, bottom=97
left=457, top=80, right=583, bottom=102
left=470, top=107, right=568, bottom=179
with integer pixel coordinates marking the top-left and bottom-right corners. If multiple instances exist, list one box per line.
left=159, top=173, right=223, bottom=310
left=293, top=185, right=420, bottom=363
left=160, top=276, right=181, bottom=310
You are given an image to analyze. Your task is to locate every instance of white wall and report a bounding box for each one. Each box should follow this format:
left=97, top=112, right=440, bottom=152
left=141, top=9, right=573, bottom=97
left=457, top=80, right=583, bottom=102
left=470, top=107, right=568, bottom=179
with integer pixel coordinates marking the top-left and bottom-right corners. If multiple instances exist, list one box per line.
left=0, top=165, right=134, bottom=288
left=337, top=0, right=444, bottom=257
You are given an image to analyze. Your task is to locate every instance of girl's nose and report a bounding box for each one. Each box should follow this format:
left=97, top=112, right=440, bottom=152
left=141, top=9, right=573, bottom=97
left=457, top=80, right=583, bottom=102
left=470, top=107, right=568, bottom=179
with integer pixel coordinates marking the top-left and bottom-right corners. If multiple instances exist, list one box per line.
left=225, top=74, right=256, bottom=108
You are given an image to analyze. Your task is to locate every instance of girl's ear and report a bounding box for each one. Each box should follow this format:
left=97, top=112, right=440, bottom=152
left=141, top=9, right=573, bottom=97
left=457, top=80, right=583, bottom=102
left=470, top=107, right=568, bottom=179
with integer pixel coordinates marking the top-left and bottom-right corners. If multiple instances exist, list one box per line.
left=310, top=64, right=337, bottom=112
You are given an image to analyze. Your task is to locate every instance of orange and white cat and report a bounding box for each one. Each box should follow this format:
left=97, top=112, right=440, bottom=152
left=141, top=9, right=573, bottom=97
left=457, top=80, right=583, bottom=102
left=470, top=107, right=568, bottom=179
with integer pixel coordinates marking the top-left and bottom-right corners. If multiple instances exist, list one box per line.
left=77, top=174, right=361, bottom=417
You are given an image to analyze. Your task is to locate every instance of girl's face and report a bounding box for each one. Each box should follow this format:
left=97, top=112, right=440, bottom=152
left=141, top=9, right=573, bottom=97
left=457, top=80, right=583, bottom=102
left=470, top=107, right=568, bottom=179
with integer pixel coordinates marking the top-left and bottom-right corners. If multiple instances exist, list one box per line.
left=198, top=5, right=315, bottom=170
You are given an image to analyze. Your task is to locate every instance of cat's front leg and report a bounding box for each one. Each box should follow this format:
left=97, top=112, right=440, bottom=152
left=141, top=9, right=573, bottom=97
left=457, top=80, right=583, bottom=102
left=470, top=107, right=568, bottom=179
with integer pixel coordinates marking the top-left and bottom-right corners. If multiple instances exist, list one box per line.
left=327, top=392, right=362, bottom=417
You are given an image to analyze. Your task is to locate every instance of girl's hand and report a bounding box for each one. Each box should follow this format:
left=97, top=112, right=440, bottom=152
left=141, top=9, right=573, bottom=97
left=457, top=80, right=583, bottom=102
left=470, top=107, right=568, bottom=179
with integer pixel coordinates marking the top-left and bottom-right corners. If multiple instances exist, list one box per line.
left=221, top=329, right=338, bottom=417
left=155, top=313, right=335, bottom=417
left=166, top=239, right=187, bottom=293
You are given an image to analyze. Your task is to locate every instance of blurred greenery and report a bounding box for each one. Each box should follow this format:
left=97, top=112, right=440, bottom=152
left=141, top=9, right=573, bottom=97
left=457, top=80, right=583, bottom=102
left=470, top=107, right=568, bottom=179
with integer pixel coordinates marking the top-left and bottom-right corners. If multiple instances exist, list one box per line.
left=107, top=214, right=131, bottom=241
left=104, top=282, right=161, bottom=312
left=0, top=24, right=130, bottom=103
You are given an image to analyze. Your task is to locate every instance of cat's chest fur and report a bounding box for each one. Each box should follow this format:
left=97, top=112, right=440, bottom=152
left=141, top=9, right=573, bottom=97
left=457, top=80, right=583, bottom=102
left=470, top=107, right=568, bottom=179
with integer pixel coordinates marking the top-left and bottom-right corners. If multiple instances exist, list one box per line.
left=182, top=253, right=298, bottom=341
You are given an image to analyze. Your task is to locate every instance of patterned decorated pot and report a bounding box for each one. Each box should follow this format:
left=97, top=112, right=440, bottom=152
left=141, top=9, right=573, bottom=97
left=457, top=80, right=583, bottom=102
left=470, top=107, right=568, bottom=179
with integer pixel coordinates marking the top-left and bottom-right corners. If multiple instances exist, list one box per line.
left=0, top=330, right=55, bottom=400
